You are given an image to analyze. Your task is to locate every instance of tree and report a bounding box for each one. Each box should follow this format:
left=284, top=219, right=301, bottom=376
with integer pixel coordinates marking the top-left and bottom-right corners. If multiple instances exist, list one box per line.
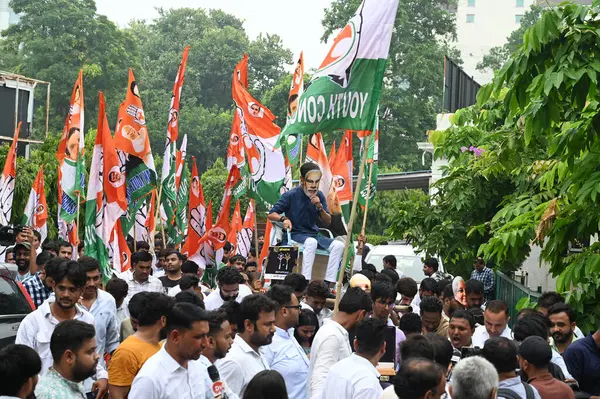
left=388, top=1, right=600, bottom=331
left=0, top=0, right=138, bottom=137
left=476, top=5, right=542, bottom=73
left=322, top=0, right=460, bottom=172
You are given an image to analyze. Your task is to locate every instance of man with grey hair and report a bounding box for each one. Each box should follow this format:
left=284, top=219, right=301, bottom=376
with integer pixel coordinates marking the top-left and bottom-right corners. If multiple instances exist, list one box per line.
left=449, top=356, right=498, bottom=399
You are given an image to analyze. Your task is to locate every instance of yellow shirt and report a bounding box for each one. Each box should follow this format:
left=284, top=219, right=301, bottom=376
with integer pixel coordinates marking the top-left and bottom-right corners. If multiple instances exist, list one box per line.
left=108, top=335, right=161, bottom=387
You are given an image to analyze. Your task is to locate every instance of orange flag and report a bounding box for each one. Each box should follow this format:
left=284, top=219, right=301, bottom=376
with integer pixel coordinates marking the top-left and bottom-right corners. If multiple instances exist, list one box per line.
left=258, top=221, right=273, bottom=273
left=227, top=56, right=248, bottom=172
left=342, top=131, right=354, bottom=191
left=331, top=136, right=353, bottom=204
left=227, top=200, right=243, bottom=254
left=237, top=199, right=255, bottom=257
left=305, top=133, right=333, bottom=196
left=185, top=158, right=208, bottom=267
left=0, top=122, right=20, bottom=225
left=329, top=140, right=337, bottom=169
left=112, top=219, right=132, bottom=274
left=114, top=69, right=157, bottom=212
left=23, top=165, right=49, bottom=243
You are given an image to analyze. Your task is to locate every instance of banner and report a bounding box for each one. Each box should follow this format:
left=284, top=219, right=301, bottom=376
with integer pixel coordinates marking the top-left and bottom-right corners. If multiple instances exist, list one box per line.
left=278, top=0, right=398, bottom=144
left=232, top=55, right=286, bottom=207
left=22, top=166, right=48, bottom=244
left=0, top=122, right=19, bottom=225
left=115, top=69, right=157, bottom=235
left=84, top=93, right=127, bottom=283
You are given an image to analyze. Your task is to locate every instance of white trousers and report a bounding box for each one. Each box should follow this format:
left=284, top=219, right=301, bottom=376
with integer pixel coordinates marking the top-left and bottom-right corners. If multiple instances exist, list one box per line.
left=301, top=238, right=345, bottom=282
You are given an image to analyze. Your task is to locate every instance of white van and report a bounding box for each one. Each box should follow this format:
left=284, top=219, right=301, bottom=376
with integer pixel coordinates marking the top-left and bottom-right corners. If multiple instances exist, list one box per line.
left=364, top=242, right=444, bottom=283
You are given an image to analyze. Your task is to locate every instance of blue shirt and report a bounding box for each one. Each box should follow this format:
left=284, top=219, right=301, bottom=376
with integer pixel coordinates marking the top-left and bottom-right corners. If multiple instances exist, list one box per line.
left=262, top=327, right=310, bottom=399
left=470, top=267, right=495, bottom=301
left=564, top=334, right=600, bottom=395
left=80, top=289, right=120, bottom=366
left=270, top=186, right=328, bottom=239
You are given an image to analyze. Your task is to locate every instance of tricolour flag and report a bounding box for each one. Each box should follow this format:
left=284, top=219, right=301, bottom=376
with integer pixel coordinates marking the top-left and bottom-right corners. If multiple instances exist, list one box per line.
left=227, top=200, right=243, bottom=254
left=358, top=116, right=379, bottom=207
left=0, top=122, right=20, bottom=225
left=237, top=200, right=255, bottom=258
left=57, top=72, right=84, bottom=247
left=161, top=47, right=190, bottom=235
left=305, top=133, right=333, bottom=196
left=232, top=55, right=286, bottom=207
left=174, top=137, right=190, bottom=243
left=279, top=0, right=398, bottom=145
left=84, top=93, right=127, bottom=282
left=114, top=69, right=157, bottom=235
left=227, top=56, right=248, bottom=173
left=284, top=52, right=305, bottom=164
left=22, top=165, right=48, bottom=243
left=331, top=135, right=353, bottom=205
left=111, top=219, right=131, bottom=275
left=185, top=158, right=208, bottom=267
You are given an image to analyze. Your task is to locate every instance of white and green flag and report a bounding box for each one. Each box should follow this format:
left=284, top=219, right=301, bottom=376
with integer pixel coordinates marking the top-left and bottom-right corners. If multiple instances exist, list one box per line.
left=280, top=0, right=398, bottom=160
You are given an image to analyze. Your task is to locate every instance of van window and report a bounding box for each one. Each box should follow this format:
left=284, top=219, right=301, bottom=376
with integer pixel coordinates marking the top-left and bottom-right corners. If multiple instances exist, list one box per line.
left=0, top=277, right=31, bottom=315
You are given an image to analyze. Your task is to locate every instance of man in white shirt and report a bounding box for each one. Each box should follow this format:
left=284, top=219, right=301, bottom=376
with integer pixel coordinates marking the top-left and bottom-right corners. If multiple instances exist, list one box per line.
left=15, top=261, right=109, bottom=398
left=263, top=285, right=309, bottom=399
left=321, top=318, right=386, bottom=399
left=204, top=267, right=252, bottom=311
left=216, top=294, right=276, bottom=397
left=308, top=286, right=372, bottom=399
left=197, top=310, right=239, bottom=399
left=129, top=302, right=213, bottom=398
left=122, top=252, right=164, bottom=302
left=300, top=280, right=333, bottom=327
left=472, top=300, right=512, bottom=348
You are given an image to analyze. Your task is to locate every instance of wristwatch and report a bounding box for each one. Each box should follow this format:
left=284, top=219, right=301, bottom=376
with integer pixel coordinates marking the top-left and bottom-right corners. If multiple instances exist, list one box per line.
left=279, top=216, right=288, bottom=223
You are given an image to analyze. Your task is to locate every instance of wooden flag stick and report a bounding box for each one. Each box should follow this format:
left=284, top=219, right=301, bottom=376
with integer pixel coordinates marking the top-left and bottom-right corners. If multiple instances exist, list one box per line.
left=252, top=199, right=260, bottom=263
left=76, top=193, right=81, bottom=249
left=133, top=222, right=137, bottom=252
left=334, top=132, right=372, bottom=314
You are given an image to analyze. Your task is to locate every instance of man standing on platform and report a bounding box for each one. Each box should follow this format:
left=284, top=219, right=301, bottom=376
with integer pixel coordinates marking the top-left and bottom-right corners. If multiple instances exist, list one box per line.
left=268, top=162, right=344, bottom=284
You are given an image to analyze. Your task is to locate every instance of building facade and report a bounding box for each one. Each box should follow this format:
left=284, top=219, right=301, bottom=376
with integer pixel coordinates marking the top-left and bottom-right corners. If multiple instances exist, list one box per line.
left=0, top=0, right=19, bottom=31
left=454, top=0, right=536, bottom=84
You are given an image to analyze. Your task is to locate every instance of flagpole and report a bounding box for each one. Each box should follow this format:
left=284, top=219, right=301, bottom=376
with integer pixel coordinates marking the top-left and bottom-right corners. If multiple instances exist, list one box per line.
left=133, top=223, right=137, bottom=252
left=356, top=161, right=374, bottom=258
left=76, top=193, right=81, bottom=249
left=252, top=199, right=259, bottom=262
left=334, top=132, right=371, bottom=314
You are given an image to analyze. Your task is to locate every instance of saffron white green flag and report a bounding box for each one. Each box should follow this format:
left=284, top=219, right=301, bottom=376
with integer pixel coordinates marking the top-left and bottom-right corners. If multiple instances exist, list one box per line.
left=85, top=93, right=127, bottom=283
left=279, top=0, right=398, bottom=154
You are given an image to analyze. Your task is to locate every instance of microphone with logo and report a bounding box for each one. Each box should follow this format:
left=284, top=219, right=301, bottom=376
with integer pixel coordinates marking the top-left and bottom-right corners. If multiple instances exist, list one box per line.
left=207, top=365, right=228, bottom=399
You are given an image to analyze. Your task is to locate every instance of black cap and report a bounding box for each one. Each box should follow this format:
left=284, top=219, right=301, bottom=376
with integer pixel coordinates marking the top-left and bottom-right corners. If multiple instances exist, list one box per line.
left=300, top=162, right=321, bottom=178
left=518, top=336, right=552, bottom=367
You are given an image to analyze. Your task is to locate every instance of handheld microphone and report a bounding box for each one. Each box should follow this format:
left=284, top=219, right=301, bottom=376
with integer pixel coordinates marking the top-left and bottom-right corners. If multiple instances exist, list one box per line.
left=207, top=365, right=228, bottom=399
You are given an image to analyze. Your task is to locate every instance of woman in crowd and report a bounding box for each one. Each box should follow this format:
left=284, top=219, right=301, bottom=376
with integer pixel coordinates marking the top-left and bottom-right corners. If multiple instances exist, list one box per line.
left=294, top=308, right=319, bottom=357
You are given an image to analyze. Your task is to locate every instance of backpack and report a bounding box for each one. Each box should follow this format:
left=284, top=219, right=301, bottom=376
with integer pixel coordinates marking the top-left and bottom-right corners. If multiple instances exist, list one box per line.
left=498, top=381, right=534, bottom=399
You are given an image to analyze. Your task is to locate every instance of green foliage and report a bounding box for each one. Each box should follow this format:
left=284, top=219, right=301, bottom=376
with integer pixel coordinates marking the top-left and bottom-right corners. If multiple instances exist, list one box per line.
left=322, top=0, right=459, bottom=172
left=389, top=1, right=600, bottom=331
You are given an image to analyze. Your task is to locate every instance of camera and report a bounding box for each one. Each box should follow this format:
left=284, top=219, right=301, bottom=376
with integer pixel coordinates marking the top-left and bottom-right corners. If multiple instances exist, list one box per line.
left=0, top=224, right=23, bottom=247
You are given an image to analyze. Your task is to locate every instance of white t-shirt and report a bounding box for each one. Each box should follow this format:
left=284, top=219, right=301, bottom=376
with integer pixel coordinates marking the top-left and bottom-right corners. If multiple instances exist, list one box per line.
left=204, top=284, right=252, bottom=310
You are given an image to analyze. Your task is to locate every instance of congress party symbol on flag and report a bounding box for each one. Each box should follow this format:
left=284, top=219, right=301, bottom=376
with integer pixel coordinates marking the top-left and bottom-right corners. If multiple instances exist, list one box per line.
left=0, top=122, right=20, bottom=226
left=57, top=71, right=85, bottom=224
left=279, top=0, right=398, bottom=142
left=22, top=166, right=49, bottom=244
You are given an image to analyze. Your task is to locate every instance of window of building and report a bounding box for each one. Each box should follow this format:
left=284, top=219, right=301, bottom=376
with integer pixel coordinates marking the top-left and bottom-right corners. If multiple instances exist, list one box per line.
left=515, top=14, right=524, bottom=23
left=468, top=0, right=476, bottom=7
left=516, top=0, right=525, bottom=7
left=466, top=14, right=475, bottom=23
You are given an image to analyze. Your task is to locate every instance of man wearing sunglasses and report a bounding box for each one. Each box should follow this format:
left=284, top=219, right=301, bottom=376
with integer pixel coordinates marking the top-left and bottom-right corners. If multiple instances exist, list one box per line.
left=263, top=284, right=309, bottom=399
left=268, top=162, right=345, bottom=284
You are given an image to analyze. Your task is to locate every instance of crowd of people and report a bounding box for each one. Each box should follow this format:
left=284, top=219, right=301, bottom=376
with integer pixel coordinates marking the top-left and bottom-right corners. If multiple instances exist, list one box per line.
left=1, top=162, right=600, bottom=399
left=0, top=232, right=599, bottom=399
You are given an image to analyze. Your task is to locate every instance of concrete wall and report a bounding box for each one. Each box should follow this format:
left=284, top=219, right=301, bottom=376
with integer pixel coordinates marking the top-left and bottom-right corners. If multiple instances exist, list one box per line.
left=454, top=0, right=535, bottom=84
